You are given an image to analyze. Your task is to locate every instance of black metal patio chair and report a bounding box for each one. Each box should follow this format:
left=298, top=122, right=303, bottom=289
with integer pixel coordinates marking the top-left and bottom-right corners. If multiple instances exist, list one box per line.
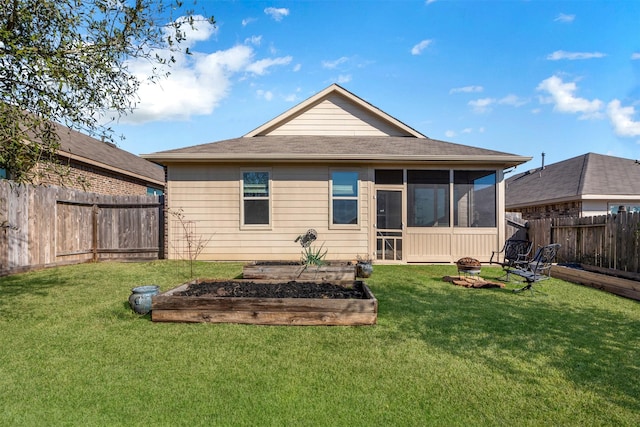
left=511, top=243, right=561, bottom=295
left=490, top=239, right=533, bottom=281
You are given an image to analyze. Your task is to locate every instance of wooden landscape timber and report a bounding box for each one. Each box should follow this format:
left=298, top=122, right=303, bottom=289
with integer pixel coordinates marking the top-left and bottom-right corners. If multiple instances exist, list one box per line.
left=242, top=261, right=357, bottom=281
left=551, top=264, right=640, bottom=301
left=152, top=279, right=378, bottom=326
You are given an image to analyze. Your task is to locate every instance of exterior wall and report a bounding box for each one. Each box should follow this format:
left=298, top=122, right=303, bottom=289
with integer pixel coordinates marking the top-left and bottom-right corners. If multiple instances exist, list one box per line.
left=266, top=94, right=409, bottom=137
left=165, top=163, right=506, bottom=264
left=34, top=159, right=162, bottom=196
left=166, top=163, right=369, bottom=262
left=582, top=200, right=609, bottom=217
left=514, top=199, right=640, bottom=219
left=511, top=201, right=582, bottom=220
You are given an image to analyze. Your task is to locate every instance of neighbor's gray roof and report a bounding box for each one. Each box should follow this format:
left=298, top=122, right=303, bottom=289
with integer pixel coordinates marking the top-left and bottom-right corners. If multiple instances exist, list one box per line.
left=54, top=123, right=165, bottom=185
left=506, top=153, right=640, bottom=208
left=143, top=135, right=530, bottom=167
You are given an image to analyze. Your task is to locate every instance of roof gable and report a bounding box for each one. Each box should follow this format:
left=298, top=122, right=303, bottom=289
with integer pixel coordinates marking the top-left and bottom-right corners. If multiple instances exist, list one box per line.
left=244, top=84, right=425, bottom=138
left=143, top=83, right=531, bottom=169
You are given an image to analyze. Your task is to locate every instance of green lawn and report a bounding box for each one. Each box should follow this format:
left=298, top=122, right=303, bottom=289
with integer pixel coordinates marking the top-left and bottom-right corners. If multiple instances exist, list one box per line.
left=1, top=261, right=638, bottom=426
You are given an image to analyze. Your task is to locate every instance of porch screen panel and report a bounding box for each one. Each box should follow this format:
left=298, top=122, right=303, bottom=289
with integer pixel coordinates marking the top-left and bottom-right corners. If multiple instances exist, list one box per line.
left=407, top=170, right=450, bottom=227
left=453, top=170, right=496, bottom=227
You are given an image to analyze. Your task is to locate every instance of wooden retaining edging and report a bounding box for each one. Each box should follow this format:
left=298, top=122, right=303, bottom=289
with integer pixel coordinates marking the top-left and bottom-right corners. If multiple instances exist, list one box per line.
left=551, top=265, right=640, bottom=301
left=242, top=262, right=357, bottom=281
left=152, top=280, right=378, bottom=326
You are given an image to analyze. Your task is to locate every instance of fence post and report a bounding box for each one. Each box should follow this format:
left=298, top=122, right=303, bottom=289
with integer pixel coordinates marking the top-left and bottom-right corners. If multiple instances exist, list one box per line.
left=92, top=204, right=99, bottom=262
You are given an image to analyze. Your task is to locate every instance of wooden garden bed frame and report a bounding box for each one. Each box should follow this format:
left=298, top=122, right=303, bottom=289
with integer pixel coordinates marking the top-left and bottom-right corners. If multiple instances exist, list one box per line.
left=152, top=279, right=378, bottom=326
left=242, top=261, right=357, bottom=281
left=551, top=264, right=640, bottom=301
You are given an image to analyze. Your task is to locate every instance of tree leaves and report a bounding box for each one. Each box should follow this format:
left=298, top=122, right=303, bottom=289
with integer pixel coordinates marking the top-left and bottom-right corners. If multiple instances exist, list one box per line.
left=0, top=0, right=215, bottom=183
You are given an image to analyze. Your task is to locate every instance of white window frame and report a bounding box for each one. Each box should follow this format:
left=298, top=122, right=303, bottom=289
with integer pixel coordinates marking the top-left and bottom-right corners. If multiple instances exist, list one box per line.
left=240, top=169, right=272, bottom=230
left=329, top=169, right=360, bottom=230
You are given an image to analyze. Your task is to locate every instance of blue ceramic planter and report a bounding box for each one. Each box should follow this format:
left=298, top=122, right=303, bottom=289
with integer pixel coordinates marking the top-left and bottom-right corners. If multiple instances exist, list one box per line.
left=129, top=285, right=160, bottom=315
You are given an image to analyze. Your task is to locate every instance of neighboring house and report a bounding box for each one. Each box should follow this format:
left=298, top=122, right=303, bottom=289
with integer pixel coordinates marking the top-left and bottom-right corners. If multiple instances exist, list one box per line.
left=5, top=121, right=165, bottom=196
left=144, top=84, right=530, bottom=263
left=506, top=153, right=640, bottom=220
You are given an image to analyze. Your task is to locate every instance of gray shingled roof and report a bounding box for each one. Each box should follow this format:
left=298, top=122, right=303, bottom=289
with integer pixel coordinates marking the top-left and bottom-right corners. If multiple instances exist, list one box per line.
left=144, top=135, right=529, bottom=166
left=54, top=123, right=165, bottom=184
left=506, top=153, right=640, bottom=207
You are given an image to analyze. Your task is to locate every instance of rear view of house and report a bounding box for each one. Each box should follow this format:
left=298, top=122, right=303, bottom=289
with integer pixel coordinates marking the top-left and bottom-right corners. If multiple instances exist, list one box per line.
left=144, top=84, right=530, bottom=263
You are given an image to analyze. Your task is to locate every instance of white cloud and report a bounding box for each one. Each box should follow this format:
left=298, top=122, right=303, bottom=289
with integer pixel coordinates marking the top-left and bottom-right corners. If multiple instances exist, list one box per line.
left=547, top=50, right=606, bottom=60
left=264, top=7, right=289, bottom=21
left=632, top=53, right=640, bottom=60
left=163, top=15, right=218, bottom=48
left=118, top=14, right=295, bottom=125
left=411, top=39, right=433, bottom=55
left=536, top=75, right=603, bottom=118
left=554, top=13, right=575, bottom=23
left=256, top=89, right=273, bottom=101
left=245, top=35, right=262, bottom=46
left=468, top=98, right=496, bottom=113
left=498, top=94, right=529, bottom=107
left=322, top=57, right=349, bottom=69
left=445, top=127, right=481, bottom=138
left=284, top=93, right=298, bottom=102
left=242, top=17, right=256, bottom=26
left=336, top=74, right=352, bottom=84
left=124, top=44, right=254, bottom=124
left=607, top=100, right=640, bottom=137
left=426, top=0, right=437, bottom=4
left=449, top=85, right=483, bottom=94
left=293, top=63, right=302, bottom=72
left=246, top=56, right=292, bottom=75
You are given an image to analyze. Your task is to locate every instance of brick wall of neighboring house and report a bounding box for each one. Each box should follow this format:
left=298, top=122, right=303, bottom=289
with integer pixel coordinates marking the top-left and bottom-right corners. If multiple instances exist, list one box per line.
left=35, top=159, right=161, bottom=196
left=510, top=201, right=582, bottom=220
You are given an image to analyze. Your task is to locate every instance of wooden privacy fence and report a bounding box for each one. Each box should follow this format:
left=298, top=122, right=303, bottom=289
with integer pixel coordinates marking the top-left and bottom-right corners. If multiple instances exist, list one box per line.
left=1, top=180, right=163, bottom=276
left=526, top=213, right=640, bottom=274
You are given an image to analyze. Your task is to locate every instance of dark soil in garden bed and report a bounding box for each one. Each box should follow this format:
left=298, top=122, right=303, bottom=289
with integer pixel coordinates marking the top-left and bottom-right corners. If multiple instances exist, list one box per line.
left=176, top=280, right=367, bottom=299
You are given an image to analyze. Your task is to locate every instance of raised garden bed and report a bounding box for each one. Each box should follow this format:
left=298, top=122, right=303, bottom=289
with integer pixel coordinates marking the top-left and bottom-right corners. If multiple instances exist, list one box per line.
left=551, top=264, right=640, bottom=301
left=243, top=261, right=357, bottom=281
left=151, top=279, right=378, bottom=326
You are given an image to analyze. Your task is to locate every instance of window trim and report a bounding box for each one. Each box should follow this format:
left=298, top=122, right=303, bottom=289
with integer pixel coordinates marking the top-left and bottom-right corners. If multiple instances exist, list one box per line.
left=240, top=169, right=272, bottom=230
left=329, top=169, right=360, bottom=230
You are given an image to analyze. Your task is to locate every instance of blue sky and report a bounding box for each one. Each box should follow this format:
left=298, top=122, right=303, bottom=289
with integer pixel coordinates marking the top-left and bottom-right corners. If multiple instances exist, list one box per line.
left=111, top=0, right=640, bottom=172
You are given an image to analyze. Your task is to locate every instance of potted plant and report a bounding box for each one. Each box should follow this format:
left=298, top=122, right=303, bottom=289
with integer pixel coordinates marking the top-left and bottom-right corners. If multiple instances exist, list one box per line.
left=356, top=254, right=373, bottom=278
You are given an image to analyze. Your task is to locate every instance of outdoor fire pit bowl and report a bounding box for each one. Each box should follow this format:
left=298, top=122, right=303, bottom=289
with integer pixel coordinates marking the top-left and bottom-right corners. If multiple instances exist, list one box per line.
left=456, top=257, right=482, bottom=275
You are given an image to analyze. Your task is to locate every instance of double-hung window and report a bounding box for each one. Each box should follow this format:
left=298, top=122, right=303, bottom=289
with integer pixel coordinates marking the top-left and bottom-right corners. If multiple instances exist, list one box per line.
left=242, top=171, right=270, bottom=226
left=331, top=171, right=359, bottom=226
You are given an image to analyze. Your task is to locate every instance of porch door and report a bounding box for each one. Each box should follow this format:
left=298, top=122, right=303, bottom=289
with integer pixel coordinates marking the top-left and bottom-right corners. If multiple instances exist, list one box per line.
left=376, top=189, right=403, bottom=261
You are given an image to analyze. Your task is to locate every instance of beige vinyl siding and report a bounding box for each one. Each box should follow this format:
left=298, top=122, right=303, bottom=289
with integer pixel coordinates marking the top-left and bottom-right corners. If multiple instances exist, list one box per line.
left=166, top=162, right=506, bottom=263
left=404, top=226, right=498, bottom=263
left=266, top=94, right=411, bottom=137
left=166, top=164, right=369, bottom=262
